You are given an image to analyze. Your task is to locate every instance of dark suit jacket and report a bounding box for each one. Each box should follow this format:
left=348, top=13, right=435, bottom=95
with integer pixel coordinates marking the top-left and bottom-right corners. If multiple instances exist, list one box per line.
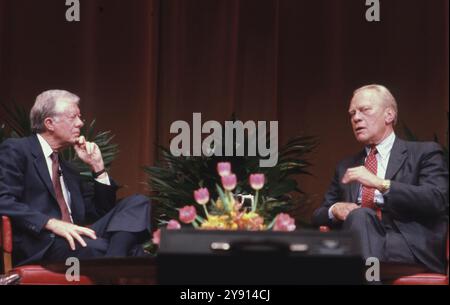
left=0, top=134, right=119, bottom=265
left=312, top=138, right=449, bottom=274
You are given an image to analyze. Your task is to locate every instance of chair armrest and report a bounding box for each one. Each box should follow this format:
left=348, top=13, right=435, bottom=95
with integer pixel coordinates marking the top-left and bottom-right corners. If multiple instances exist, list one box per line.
left=1, top=216, right=13, bottom=254
left=1, top=216, right=13, bottom=273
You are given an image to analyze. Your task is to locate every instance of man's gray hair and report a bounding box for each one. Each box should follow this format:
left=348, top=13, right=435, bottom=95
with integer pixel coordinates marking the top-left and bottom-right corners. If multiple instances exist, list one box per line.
left=30, top=89, right=80, bottom=133
left=353, top=84, right=398, bottom=125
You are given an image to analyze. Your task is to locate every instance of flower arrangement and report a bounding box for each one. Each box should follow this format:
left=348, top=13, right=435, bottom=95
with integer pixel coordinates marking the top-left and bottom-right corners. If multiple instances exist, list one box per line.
left=152, top=162, right=296, bottom=245
left=144, top=120, right=317, bottom=236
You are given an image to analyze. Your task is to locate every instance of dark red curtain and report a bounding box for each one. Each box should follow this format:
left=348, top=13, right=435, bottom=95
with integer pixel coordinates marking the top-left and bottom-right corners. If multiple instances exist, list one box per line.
left=1, top=0, right=448, bottom=220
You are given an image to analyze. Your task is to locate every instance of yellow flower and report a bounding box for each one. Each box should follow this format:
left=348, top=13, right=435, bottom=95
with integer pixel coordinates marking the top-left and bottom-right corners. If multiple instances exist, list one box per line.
left=241, top=211, right=259, bottom=220
left=215, top=198, right=224, bottom=210
left=235, top=211, right=265, bottom=231
left=201, top=214, right=231, bottom=230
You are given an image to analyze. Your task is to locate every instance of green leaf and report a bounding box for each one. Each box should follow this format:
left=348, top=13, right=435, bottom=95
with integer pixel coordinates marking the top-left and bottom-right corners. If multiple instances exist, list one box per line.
left=216, top=184, right=230, bottom=212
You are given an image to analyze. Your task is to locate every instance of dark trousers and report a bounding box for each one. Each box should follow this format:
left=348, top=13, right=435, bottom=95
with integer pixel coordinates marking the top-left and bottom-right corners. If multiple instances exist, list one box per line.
left=342, top=208, right=428, bottom=280
left=344, top=208, right=414, bottom=262
left=43, top=194, right=151, bottom=262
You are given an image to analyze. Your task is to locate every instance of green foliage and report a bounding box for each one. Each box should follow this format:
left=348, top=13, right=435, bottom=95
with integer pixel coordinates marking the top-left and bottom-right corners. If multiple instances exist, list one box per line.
left=144, top=120, right=318, bottom=226
left=0, top=101, right=119, bottom=178
left=0, top=102, right=31, bottom=141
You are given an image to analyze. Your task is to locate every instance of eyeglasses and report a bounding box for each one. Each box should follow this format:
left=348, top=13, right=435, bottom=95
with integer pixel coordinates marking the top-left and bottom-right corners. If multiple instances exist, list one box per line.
left=53, top=113, right=85, bottom=124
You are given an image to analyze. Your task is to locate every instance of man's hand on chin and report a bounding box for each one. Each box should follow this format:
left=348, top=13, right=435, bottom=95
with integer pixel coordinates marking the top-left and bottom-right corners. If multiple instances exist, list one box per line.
left=73, top=135, right=105, bottom=172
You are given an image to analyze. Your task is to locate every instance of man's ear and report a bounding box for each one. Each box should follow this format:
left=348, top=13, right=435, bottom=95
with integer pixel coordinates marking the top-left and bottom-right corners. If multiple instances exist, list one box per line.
left=384, top=107, right=395, bottom=125
left=43, top=117, right=55, bottom=132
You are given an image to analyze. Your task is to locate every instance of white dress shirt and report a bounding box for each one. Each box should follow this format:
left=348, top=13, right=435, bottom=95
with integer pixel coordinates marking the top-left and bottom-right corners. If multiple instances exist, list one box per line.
left=37, top=134, right=110, bottom=222
left=328, top=132, right=396, bottom=220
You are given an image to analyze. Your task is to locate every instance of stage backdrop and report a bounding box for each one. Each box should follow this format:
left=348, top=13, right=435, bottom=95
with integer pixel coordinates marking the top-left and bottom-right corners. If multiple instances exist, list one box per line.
left=0, top=0, right=448, bottom=223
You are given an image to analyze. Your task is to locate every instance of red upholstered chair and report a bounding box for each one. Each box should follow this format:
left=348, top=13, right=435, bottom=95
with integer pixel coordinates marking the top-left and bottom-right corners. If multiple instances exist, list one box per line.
left=319, top=226, right=449, bottom=285
left=388, top=230, right=449, bottom=285
left=1, top=215, right=157, bottom=285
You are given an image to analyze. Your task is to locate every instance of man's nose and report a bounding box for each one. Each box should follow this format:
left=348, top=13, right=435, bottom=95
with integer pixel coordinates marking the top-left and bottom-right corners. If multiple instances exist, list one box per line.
left=76, top=117, right=84, bottom=128
left=352, top=111, right=362, bottom=123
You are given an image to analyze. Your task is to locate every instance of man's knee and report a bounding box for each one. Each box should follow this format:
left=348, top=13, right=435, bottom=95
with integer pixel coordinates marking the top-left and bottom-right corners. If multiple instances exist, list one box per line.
left=75, top=246, right=103, bottom=259
left=75, top=238, right=108, bottom=259
left=113, top=194, right=152, bottom=229
left=118, top=194, right=151, bottom=207
left=130, top=194, right=150, bottom=203
left=345, top=207, right=376, bottom=225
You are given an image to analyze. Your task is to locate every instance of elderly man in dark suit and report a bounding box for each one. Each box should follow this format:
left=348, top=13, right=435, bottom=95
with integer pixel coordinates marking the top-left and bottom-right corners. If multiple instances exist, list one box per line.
left=0, top=89, right=151, bottom=266
left=312, top=84, right=448, bottom=276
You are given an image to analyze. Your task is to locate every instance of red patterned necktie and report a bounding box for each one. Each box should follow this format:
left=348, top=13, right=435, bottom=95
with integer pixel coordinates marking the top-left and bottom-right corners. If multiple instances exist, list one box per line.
left=50, top=152, right=72, bottom=223
left=361, top=146, right=378, bottom=210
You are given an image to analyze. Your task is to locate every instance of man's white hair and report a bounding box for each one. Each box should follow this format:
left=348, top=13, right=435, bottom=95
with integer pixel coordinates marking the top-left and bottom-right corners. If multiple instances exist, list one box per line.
left=353, top=84, right=398, bottom=125
left=30, top=89, right=80, bottom=133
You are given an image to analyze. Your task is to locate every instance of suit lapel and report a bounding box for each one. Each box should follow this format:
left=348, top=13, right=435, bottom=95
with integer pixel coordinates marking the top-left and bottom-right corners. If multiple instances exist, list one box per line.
left=349, top=150, right=366, bottom=203
left=385, top=138, right=407, bottom=180
left=29, top=135, right=57, bottom=201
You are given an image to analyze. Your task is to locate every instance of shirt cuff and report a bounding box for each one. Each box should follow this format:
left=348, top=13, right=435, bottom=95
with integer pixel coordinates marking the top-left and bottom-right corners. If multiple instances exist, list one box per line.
left=95, top=173, right=111, bottom=186
left=328, top=203, right=337, bottom=220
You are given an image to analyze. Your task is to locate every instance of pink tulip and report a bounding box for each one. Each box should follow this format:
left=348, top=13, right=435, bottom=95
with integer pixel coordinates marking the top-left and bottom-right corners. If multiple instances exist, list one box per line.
left=273, top=213, right=296, bottom=232
left=249, top=173, right=265, bottom=190
left=194, top=188, right=210, bottom=205
left=152, top=229, right=161, bottom=245
left=221, top=174, right=237, bottom=191
left=167, top=219, right=181, bottom=230
left=217, top=162, right=231, bottom=177
left=179, top=205, right=197, bottom=224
